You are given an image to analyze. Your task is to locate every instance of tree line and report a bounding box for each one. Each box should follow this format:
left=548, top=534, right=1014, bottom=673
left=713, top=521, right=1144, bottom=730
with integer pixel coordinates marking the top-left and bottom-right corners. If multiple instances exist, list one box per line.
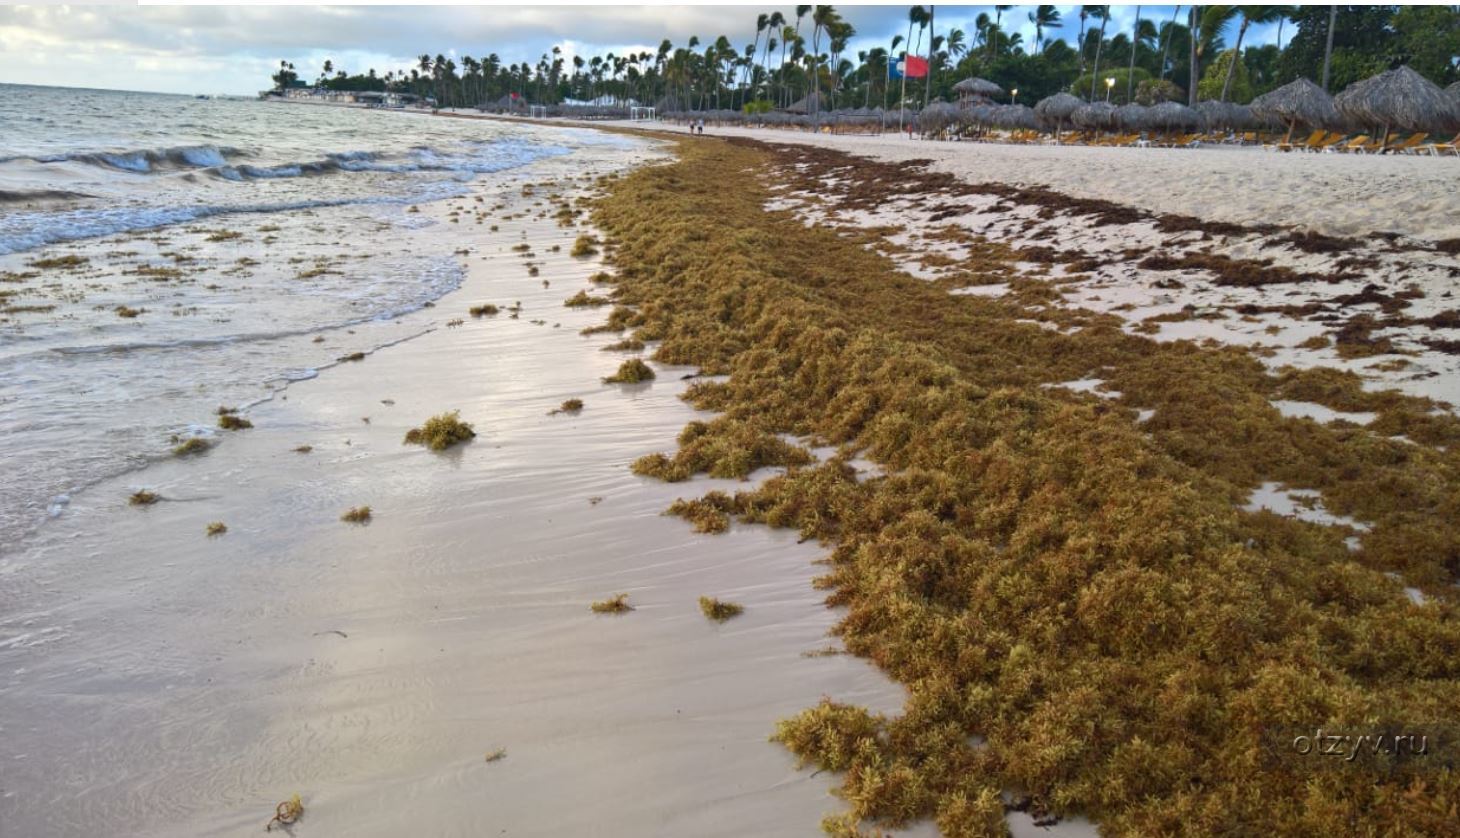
left=269, top=5, right=1459, bottom=111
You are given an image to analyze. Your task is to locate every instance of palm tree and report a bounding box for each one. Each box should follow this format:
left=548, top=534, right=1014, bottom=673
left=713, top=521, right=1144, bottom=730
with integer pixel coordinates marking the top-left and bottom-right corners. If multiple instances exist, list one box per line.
left=990, top=5, right=1012, bottom=61
left=1219, top=5, right=1283, bottom=101
left=778, top=25, right=796, bottom=107
left=1126, top=6, right=1143, bottom=102
left=899, top=6, right=927, bottom=127
left=884, top=33, right=903, bottom=110
left=758, top=12, right=784, bottom=103
left=1077, top=6, right=1092, bottom=71
left=1158, top=5, right=1182, bottom=80
left=792, top=5, right=811, bottom=105
left=946, top=27, right=966, bottom=62
left=1087, top=6, right=1110, bottom=101
left=922, top=5, right=936, bottom=111
left=1321, top=5, right=1337, bottom=91
left=1028, top=6, right=1062, bottom=56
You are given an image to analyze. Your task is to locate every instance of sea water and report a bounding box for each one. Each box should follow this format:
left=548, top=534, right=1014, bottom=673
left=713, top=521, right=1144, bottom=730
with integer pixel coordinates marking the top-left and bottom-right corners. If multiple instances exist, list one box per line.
left=0, top=84, right=615, bottom=549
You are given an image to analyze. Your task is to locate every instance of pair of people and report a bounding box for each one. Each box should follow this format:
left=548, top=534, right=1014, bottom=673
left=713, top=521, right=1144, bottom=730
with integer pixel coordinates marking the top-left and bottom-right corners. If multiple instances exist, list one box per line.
left=689, top=119, right=704, bottom=135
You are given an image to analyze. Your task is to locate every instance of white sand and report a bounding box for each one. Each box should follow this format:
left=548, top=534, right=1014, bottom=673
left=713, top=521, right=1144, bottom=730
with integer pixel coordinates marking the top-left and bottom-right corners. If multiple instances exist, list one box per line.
left=0, top=139, right=927, bottom=837
left=674, top=124, right=1460, bottom=242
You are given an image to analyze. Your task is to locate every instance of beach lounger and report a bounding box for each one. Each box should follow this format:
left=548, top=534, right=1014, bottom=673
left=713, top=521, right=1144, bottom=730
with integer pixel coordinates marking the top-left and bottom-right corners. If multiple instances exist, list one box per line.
left=1417, top=133, right=1460, bottom=156
left=1387, top=133, right=1428, bottom=154
left=1332, top=135, right=1369, bottom=153
left=1271, top=129, right=1325, bottom=152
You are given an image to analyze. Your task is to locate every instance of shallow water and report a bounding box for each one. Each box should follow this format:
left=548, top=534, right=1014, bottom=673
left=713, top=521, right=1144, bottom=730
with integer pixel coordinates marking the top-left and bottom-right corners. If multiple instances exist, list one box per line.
left=0, top=85, right=625, bottom=548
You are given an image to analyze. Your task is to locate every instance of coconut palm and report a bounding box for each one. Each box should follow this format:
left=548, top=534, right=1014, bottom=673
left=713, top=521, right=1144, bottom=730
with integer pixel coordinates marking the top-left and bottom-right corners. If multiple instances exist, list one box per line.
left=990, top=5, right=1012, bottom=61
left=1321, top=5, right=1338, bottom=91
left=1158, top=5, right=1182, bottom=80
left=1087, top=6, right=1111, bottom=101
left=1126, top=6, right=1143, bottom=102
left=1219, top=6, right=1284, bottom=102
left=1028, top=5, right=1062, bottom=56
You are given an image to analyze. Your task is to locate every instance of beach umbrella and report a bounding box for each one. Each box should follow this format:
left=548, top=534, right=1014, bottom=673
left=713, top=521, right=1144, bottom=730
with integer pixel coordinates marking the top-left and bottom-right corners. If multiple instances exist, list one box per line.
left=997, top=104, right=1038, bottom=131
left=1034, top=92, right=1083, bottom=140
left=1146, top=101, right=1200, bottom=132
left=953, top=77, right=1004, bottom=97
left=1115, top=102, right=1149, bottom=131
left=1250, top=78, right=1340, bottom=142
left=1335, top=66, right=1460, bottom=141
left=1071, top=102, right=1118, bottom=131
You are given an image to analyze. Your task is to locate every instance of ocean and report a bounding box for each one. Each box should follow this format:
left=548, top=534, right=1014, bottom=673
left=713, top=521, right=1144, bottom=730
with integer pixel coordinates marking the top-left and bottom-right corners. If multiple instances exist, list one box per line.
left=0, top=84, right=619, bottom=550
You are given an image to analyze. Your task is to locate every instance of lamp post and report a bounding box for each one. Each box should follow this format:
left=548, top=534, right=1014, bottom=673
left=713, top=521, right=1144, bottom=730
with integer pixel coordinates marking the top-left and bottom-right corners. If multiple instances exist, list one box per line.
left=1010, top=87, right=1018, bottom=105
left=1104, top=77, right=1115, bottom=103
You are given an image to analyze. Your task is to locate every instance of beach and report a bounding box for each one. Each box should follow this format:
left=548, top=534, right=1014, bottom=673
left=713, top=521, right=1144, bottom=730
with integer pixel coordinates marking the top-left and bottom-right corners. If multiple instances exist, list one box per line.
left=1, top=123, right=932, bottom=837
left=4, top=95, right=1459, bottom=837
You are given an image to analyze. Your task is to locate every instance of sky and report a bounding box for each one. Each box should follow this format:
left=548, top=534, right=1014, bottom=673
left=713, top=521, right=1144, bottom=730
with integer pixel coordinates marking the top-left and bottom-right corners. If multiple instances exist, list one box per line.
left=0, top=4, right=1287, bottom=96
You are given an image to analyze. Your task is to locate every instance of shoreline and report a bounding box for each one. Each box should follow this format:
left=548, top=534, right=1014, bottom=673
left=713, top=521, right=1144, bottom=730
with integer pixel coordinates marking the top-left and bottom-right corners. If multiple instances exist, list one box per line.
left=0, top=132, right=926, bottom=837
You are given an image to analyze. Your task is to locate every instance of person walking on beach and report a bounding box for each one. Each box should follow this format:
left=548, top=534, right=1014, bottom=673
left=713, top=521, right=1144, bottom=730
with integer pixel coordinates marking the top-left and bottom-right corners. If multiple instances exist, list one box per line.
left=696, top=118, right=704, bottom=135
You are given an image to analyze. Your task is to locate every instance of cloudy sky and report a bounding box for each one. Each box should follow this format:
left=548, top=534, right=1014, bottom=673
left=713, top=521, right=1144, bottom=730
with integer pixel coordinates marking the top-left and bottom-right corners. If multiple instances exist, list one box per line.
left=0, top=4, right=1284, bottom=96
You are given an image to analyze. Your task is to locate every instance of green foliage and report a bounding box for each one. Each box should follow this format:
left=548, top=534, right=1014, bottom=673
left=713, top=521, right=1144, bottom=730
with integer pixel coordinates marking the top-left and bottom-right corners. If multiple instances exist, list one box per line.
left=1134, top=78, right=1183, bottom=105
left=403, top=410, right=476, bottom=451
left=1197, top=50, right=1253, bottom=102
left=1069, top=68, right=1151, bottom=105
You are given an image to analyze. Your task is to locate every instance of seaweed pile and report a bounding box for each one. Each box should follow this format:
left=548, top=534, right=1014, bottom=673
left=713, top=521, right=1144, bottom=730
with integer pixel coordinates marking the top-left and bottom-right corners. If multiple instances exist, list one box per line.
left=590, top=136, right=1460, bottom=834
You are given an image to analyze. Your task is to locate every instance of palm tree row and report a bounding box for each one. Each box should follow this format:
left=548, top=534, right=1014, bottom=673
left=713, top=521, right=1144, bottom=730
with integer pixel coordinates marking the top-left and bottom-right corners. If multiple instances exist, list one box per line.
left=276, top=6, right=1458, bottom=113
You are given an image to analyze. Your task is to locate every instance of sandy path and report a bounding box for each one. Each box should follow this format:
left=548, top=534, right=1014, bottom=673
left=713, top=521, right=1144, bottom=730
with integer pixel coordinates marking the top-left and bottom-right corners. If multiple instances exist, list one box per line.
left=1, top=137, right=922, bottom=837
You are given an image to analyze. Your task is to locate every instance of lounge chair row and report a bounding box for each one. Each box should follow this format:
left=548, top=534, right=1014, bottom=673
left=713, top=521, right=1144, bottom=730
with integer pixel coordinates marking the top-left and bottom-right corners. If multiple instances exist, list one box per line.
left=1264, top=129, right=1459, bottom=155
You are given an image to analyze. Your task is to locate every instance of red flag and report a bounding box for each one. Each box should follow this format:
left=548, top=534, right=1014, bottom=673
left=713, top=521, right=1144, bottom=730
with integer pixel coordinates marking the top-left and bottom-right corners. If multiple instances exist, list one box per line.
left=903, top=56, right=929, bottom=79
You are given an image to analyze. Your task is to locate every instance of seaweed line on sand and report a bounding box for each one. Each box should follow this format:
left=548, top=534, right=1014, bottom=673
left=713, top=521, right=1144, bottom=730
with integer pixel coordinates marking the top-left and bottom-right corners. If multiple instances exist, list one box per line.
left=587, top=134, right=1460, bottom=836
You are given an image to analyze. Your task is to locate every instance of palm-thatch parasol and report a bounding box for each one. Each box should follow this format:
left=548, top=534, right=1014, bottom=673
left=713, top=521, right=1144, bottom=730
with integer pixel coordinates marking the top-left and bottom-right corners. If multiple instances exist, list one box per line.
left=1034, top=92, right=1083, bottom=140
left=1250, top=78, right=1340, bottom=142
left=953, top=77, right=1005, bottom=108
left=1146, top=101, right=1200, bottom=133
left=1071, top=102, right=1118, bottom=131
left=1335, top=66, right=1460, bottom=142
left=1115, top=103, right=1149, bottom=131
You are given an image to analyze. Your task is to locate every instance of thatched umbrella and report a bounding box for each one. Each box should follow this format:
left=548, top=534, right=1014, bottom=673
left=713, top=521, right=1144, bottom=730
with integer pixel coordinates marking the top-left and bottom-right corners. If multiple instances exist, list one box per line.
left=1146, top=101, right=1200, bottom=133
left=1335, top=66, right=1460, bottom=142
left=1115, top=103, right=1149, bottom=131
left=1071, top=102, right=1118, bottom=131
left=1034, top=92, right=1083, bottom=140
left=953, top=77, right=1004, bottom=110
left=953, top=77, right=1004, bottom=97
left=1250, top=78, right=1340, bottom=142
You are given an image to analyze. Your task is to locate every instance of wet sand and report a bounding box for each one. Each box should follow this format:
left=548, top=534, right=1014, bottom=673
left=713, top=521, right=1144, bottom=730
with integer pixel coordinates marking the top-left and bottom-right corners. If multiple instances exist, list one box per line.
left=1, top=137, right=918, bottom=836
